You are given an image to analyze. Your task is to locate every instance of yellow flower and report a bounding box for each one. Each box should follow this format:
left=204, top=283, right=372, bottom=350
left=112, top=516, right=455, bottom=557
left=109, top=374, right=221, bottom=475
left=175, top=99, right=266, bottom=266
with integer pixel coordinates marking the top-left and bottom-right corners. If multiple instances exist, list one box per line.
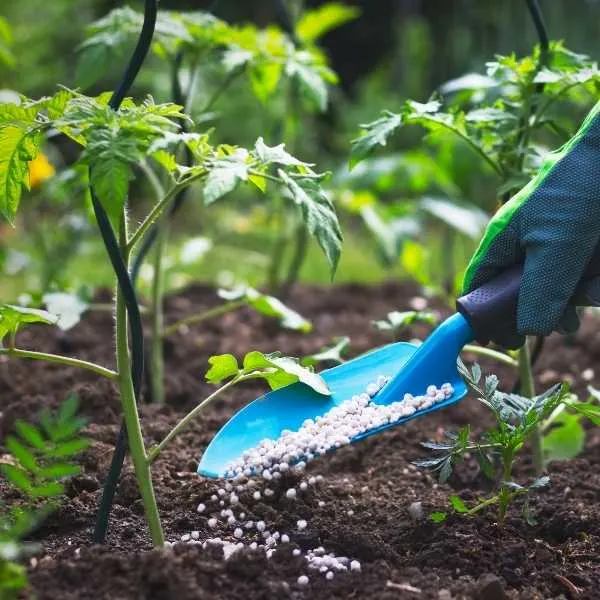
left=28, top=152, right=55, bottom=189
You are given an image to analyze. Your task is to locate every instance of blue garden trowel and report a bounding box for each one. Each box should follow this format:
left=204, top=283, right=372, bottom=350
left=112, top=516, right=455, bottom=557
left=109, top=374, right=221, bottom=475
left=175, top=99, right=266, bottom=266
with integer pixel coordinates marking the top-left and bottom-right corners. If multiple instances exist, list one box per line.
left=198, top=267, right=524, bottom=478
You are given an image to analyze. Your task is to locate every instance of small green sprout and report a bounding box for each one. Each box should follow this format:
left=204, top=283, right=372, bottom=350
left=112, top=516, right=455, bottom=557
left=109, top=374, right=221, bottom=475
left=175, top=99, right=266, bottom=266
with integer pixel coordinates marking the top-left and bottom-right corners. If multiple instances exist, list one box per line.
left=416, top=361, right=570, bottom=526
left=0, top=395, right=89, bottom=599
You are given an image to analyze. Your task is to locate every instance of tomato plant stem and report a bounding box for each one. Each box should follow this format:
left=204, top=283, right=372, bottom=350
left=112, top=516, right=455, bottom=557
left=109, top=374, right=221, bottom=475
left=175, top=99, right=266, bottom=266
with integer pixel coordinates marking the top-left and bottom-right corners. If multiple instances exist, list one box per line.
left=127, top=173, right=204, bottom=253
left=162, top=300, right=246, bottom=338
left=518, top=338, right=543, bottom=474
left=147, top=378, right=238, bottom=463
left=0, top=348, right=118, bottom=380
left=462, top=345, right=518, bottom=368
left=116, top=223, right=164, bottom=546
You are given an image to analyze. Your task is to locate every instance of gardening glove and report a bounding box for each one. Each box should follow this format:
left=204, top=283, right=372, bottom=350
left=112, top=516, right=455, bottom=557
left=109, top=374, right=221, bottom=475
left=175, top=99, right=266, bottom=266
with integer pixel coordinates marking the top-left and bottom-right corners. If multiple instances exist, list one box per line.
left=463, top=100, right=600, bottom=349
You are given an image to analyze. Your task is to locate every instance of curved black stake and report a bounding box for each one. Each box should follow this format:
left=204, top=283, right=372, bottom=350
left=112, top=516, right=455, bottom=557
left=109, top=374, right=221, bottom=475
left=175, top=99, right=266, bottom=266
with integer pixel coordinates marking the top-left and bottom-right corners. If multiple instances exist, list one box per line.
left=92, top=0, right=158, bottom=544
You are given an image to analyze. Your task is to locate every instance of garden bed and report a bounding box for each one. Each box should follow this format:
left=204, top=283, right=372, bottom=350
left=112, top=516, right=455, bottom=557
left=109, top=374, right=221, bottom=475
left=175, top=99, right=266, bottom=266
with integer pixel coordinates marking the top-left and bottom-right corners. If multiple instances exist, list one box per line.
left=2, top=281, right=600, bottom=600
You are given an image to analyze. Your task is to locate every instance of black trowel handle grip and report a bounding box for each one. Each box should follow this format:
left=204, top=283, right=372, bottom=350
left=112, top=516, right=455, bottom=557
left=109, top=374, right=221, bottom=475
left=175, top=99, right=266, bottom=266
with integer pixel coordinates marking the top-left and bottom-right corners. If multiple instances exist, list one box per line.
left=456, top=265, right=523, bottom=345
left=456, top=264, right=596, bottom=345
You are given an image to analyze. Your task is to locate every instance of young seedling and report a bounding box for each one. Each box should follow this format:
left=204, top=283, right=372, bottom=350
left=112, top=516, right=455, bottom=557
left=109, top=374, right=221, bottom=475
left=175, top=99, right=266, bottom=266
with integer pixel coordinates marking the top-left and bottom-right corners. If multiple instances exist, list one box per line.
left=415, top=361, right=571, bottom=525
left=0, top=395, right=89, bottom=599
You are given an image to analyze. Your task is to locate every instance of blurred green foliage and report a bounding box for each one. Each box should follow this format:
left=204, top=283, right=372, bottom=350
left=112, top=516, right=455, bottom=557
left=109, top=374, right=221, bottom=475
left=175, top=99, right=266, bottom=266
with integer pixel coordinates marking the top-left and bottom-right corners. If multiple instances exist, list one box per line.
left=1, top=0, right=599, bottom=302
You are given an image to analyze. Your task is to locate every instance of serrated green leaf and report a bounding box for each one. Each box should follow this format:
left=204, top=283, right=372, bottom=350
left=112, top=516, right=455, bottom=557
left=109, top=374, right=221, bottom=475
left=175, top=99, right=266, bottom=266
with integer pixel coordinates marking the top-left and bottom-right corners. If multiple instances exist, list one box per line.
left=206, top=354, right=240, bottom=384
left=203, top=151, right=249, bottom=205
left=15, top=421, right=45, bottom=450
left=0, top=125, right=42, bottom=224
left=350, top=112, right=403, bottom=167
left=277, top=169, right=342, bottom=276
left=254, top=137, right=310, bottom=167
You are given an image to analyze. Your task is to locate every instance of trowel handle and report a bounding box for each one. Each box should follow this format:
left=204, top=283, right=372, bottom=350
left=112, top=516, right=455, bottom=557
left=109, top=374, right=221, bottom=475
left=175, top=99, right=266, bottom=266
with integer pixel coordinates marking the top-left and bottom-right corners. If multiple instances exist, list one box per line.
left=456, top=264, right=596, bottom=345
left=456, top=265, right=522, bottom=344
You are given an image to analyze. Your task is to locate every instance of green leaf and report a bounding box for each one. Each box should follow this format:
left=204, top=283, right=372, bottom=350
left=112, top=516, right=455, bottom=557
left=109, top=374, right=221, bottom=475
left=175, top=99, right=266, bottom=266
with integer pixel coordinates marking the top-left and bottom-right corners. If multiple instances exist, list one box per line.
left=296, top=3, right=360, bottom=43
left=5, top=437, right=38, bottom=473
left=287, top=60, right=329, bottom=111
left=15, top=421, right=45, bottom=450
left=206, top=354, right=240, bottom=384
left=52, top=439, right=90, bottom=458
left=230, top=287, right=312, bottom=332
left=203, top=151, right=249, bottom=205
left=249, top=62, right=283, bottom=105
left=475, top=447, right=495, bottom=480
left=58, top=394, right=80, bottom=426
left=0, top=464, right=33, bottom=494
left=430, top=511, right=448, bottom=523
left=449, top=495, right=469, bottom=513
left=277, top=169, right=343, bottom=276
left=37, top=463, right=80, bottom=480
left=85, top=128, right=134, bottom=229
left=29, top=482, right=65, bottom=498
left=0, top=125, right=42, bottom=224
left=242, top=351, right=330, bottom=395
left=0, top=304, right=57, bottom=342
left=372, top=310, right=437, bottom=333
left=350, top=112, right=403, bottom=167
left=543, top=411, right=585, bottom=462
left=254, top=137, right=310, bottom=167
left=302, top=337, right=350, bottom=367
left=419, top=196, right=488, bottom=239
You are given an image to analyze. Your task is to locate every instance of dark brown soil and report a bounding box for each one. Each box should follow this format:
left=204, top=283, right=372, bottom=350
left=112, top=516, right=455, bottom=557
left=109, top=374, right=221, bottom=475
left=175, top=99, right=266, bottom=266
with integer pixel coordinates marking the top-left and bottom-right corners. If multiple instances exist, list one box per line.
left=3, top=281, right=600, bottom=600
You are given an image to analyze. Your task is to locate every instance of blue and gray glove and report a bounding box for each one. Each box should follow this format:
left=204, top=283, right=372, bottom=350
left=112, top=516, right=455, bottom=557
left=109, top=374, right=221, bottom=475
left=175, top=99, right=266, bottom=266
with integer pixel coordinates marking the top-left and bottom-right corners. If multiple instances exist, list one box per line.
left=463, top=101, right=600, bottom=349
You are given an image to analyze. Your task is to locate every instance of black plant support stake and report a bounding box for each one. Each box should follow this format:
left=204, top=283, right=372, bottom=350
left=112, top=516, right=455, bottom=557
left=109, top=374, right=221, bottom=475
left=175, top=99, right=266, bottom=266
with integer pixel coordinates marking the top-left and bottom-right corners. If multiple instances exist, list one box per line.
left=92, top=0, right=158, bottom=544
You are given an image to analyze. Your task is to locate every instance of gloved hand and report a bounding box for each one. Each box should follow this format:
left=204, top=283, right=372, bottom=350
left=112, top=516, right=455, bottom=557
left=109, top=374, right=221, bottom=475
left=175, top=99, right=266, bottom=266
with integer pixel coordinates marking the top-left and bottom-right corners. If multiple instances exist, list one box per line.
left=463, top=101, right=600, bottom=349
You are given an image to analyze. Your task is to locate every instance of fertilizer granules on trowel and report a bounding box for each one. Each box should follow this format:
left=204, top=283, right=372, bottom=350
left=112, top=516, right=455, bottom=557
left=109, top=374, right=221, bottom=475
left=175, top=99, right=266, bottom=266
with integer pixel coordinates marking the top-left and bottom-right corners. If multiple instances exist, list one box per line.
left=174, top=377, right=454, bottom=586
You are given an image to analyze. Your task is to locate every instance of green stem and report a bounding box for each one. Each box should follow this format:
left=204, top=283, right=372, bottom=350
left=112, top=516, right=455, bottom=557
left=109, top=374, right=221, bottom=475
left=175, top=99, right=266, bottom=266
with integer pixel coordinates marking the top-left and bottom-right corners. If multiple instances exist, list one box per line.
left=162, top=299, right=247, bottom=337
left=200, top=67, right=243, bottom=114
left=149, top=218, right=169, bottom=404
left=127, top=172, right=205, bottom=253
left=267, top=194, right=288, bottom=292
left=518, top=339, right=543, bottom=474
left=462, top=345, right=519, bottom=368
left=281, top=223, right=308, bottom=298
left=466, top=494, right=500, bottom=515
left=0, top=347, right=117, bottom=380
left=147, top=377, right=238, bottom=463
left=116, top=222, right=164, bottom=546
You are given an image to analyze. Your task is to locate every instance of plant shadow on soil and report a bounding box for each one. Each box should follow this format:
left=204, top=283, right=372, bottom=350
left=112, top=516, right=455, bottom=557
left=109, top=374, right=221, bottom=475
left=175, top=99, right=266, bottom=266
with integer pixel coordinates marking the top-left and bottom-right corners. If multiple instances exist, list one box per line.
left=2, top=281, right=600, bottom=599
